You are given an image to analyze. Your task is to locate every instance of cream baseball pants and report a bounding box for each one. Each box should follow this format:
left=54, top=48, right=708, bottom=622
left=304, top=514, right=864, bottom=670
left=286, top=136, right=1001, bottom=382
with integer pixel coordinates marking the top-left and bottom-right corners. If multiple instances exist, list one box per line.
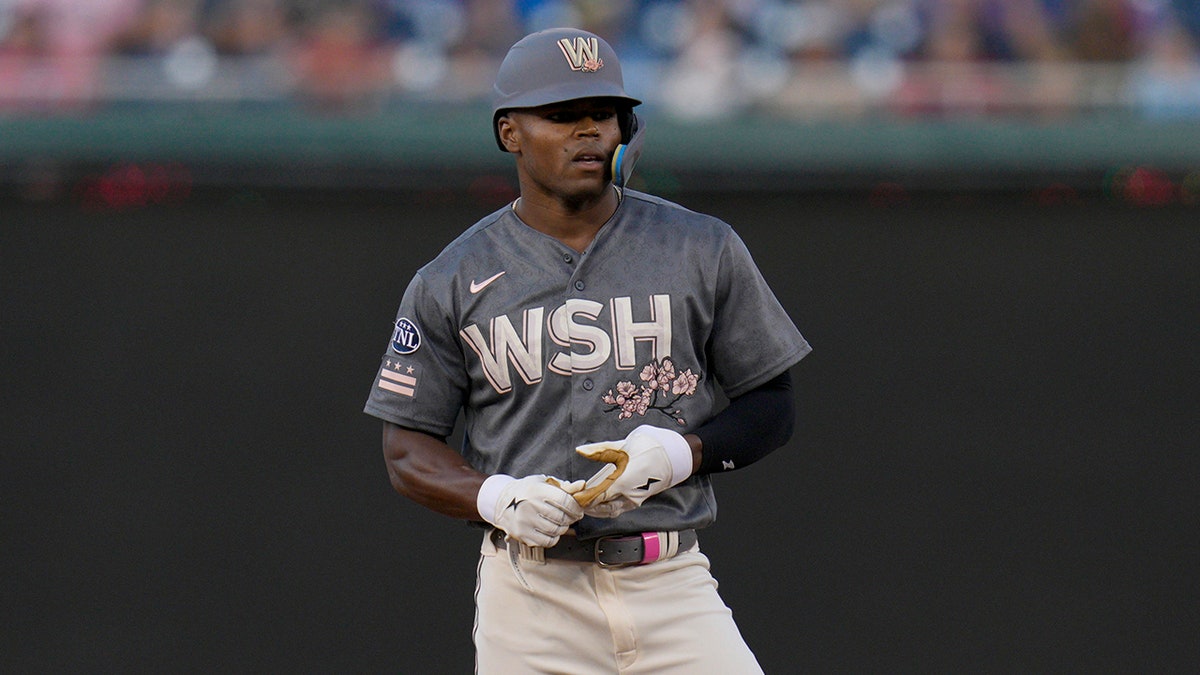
left=473, top=530, right=763, bottom=674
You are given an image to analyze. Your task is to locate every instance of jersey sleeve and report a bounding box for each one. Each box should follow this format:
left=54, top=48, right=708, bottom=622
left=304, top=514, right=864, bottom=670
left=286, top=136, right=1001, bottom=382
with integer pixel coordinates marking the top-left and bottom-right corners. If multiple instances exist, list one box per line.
left=363, top=272, right=467, bottom=437
left=708, top=229, right=811, bottom=398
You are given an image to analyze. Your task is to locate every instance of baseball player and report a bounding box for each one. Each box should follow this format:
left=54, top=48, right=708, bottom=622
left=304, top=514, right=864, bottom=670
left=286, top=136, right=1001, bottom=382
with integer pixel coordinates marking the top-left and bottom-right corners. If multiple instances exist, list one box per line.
left=365, top=27, right=811, bottom=674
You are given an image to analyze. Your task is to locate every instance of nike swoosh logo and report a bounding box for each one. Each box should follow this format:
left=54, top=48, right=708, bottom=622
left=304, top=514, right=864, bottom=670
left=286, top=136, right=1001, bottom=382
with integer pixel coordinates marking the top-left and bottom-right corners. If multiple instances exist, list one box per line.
left=469, top=271, right=506, bottom=294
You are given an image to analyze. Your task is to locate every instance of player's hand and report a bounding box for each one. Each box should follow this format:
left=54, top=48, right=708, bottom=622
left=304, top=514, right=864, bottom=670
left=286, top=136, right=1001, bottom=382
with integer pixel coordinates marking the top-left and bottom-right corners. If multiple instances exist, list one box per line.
left=575, top=425, right=694, bottom=519
left=477, top=474, right=585, bottom=548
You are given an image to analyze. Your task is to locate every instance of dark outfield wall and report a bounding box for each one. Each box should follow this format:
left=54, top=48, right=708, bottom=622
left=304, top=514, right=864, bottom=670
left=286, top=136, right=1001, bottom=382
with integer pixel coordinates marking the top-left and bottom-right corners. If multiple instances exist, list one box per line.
left=2, top=189, right=1195, bottom=672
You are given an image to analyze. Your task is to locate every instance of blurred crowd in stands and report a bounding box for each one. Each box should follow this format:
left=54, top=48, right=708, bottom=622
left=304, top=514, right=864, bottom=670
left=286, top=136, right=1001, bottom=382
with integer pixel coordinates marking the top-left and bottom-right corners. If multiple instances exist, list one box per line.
left=2, top=0, right=1200, bottom=118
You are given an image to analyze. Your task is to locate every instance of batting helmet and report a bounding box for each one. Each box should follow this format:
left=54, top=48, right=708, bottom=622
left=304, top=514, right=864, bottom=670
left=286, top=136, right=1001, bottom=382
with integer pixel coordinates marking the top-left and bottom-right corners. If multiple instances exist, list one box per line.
left=490, top=28, right=642, bottom=152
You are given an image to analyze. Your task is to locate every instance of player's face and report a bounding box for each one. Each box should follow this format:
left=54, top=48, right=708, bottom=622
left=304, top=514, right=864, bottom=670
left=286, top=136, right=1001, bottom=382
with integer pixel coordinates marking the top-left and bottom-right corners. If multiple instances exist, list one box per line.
left=500, top=99, right=623, bottom=206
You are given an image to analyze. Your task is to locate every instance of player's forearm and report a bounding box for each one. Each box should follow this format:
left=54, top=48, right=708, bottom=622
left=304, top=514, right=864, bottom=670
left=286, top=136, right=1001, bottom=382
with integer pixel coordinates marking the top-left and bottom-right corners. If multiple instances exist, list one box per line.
left=691, top=370, right=795, bottom=474
left=382, top=422, right=488, bottom=521
left=684, top=433, right=703, bottom=475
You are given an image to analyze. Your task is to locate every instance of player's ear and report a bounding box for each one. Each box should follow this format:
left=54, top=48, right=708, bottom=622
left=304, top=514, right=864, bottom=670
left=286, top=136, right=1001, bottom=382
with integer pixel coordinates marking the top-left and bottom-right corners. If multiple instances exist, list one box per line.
left=497, top=114, right=520, bottom=153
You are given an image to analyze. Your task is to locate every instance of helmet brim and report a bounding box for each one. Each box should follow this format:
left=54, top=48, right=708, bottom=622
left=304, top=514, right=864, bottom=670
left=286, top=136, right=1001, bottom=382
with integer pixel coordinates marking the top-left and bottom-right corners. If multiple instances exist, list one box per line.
left=491, top=94, right=641, bottom=152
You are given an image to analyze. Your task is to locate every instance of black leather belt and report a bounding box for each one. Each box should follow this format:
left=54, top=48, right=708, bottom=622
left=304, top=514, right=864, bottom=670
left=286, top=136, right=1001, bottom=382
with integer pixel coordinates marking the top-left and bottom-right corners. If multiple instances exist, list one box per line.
left=490, top=528, right=698, bottom=567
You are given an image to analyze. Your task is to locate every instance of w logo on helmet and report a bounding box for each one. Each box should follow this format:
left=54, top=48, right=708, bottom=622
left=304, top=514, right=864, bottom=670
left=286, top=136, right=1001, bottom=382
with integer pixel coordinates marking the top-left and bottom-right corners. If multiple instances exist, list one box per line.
left=557, top=36, right=604, bottom=73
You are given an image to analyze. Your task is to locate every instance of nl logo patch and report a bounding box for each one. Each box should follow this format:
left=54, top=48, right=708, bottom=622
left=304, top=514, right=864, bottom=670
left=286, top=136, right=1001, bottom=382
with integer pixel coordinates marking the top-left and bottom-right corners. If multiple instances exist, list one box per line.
left=391, top=317, right=421, bottom=355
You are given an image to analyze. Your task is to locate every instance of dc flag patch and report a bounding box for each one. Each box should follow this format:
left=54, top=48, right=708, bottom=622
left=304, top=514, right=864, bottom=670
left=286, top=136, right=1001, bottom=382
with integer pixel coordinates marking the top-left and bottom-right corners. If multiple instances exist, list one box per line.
left=391, top=317, right=422, bottom=354
left=378, top=359, right=419, bottom=398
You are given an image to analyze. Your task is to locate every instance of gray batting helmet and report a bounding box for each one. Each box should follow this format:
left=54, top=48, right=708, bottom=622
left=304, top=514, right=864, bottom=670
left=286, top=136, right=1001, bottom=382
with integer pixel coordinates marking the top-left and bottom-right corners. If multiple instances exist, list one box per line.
left=491, top=28, right=642, bottom=152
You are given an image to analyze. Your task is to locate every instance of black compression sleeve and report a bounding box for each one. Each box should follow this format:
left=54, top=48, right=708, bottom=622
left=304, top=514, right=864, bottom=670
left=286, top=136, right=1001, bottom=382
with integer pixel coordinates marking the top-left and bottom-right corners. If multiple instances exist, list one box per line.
left=692, top=370, right=795, bottom=475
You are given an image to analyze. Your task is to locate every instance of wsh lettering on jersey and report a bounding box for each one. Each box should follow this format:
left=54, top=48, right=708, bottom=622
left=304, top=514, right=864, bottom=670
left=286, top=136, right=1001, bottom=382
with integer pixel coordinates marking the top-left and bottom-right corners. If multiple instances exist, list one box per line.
left=460, top=294, right=672, bottom=394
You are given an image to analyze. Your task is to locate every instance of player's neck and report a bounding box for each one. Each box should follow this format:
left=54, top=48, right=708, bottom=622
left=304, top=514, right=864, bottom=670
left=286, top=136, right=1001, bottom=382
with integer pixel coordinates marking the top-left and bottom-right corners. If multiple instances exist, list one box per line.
left=512, top=185, right=620, bottom=253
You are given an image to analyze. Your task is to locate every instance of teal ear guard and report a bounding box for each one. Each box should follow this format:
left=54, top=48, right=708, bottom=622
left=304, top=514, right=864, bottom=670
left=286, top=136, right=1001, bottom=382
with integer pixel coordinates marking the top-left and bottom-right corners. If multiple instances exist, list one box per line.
left=612, top=113, right=644, bottom=188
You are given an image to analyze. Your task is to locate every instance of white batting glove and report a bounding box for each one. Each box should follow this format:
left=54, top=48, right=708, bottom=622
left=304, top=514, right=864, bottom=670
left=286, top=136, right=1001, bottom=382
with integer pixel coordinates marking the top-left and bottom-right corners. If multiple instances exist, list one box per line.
left=477, top=474, right=585, bottom=548
left=575, top=425, right=694, bottom=519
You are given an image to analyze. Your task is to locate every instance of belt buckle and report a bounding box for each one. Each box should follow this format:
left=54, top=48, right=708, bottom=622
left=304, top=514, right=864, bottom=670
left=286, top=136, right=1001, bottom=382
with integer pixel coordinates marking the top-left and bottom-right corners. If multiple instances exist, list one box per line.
left=594, top=533, right=642, bottom=568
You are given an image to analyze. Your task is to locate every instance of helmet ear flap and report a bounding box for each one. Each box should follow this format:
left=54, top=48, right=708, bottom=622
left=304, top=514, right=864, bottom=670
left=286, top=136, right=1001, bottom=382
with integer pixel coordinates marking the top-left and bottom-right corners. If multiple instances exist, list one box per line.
left=611, top=112, right=645, bottom=188
left=618, top=107, right=637, bottom=145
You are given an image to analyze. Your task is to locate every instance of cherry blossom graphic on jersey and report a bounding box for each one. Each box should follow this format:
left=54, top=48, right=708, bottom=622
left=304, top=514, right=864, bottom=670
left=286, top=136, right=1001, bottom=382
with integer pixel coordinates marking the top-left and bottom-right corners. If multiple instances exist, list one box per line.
left=600, top=357, right=700, bottom=426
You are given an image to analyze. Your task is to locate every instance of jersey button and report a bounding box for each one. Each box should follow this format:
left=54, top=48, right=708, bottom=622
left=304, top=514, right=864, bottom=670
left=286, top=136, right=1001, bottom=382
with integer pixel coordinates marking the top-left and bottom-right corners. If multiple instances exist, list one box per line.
left=582, top=379, right=594, bottom=391
left=563, top=254, right=574, bottom=264
left=574, top=280, right=585, bottom=291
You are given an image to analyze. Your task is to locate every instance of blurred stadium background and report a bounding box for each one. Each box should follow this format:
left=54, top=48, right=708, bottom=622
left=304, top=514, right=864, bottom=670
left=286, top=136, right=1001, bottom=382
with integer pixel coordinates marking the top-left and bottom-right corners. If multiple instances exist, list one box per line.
left=3, top=1, right=1198, bottom=673
left=3, top=0, right=1200, bottom=196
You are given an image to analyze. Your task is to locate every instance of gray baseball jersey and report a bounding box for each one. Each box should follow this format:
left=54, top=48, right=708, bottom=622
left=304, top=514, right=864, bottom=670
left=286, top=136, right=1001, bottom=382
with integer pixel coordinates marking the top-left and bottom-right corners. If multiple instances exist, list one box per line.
left=365, top=188, right=811, bottom=538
